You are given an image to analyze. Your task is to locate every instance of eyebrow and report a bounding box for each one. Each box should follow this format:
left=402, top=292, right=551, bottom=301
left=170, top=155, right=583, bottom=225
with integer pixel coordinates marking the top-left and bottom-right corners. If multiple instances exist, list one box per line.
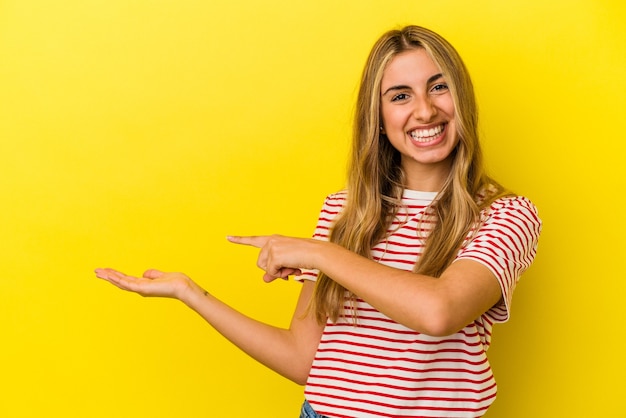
left=381, top=73, right=444, bottom=96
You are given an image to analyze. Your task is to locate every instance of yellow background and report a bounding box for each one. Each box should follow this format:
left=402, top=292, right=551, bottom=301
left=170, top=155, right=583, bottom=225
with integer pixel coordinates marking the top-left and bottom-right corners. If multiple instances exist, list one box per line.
left=1, top=0, right=624, bottom=416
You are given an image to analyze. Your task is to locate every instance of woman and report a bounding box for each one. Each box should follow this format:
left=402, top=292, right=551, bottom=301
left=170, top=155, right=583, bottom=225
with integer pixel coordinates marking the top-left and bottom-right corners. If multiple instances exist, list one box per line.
left=96, top=25, right=541, bottom=417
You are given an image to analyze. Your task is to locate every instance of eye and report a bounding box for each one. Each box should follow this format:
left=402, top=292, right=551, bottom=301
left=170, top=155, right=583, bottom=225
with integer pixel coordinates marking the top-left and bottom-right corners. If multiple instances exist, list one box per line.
left=391, top=92, right=410, bottom=102
left=430, top=83, right=449, bottom=94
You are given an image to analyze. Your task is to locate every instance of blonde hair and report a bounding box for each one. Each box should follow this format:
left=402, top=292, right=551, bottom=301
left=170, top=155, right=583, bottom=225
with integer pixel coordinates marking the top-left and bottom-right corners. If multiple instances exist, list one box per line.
left=313, top=25, right=510, bottom=323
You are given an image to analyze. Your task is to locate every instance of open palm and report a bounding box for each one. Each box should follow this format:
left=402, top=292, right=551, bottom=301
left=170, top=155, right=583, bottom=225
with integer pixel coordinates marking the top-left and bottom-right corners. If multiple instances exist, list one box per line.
left=95, top=268, right=193, bottom=299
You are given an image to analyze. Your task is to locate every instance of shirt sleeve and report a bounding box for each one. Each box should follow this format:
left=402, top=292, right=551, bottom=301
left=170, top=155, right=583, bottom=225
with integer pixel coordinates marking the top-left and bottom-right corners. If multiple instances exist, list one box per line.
left=295, top=191, right=347, bottom=282
left=456, top=196, right=542, bottom=324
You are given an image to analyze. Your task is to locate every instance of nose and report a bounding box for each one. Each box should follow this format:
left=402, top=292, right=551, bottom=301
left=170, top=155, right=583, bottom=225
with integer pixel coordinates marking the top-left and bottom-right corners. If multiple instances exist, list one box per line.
left=413, top=95, right=437, bottom=122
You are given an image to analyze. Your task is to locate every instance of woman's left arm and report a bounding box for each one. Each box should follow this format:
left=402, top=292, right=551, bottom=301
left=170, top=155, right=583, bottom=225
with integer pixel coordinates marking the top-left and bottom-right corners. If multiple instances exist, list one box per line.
left=228, top=235, right=501, bottom=336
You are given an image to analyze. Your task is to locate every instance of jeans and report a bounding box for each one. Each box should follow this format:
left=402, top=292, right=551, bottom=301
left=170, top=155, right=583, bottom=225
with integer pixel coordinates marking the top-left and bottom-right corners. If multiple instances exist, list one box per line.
left=299, top=400, right=329, bottom=418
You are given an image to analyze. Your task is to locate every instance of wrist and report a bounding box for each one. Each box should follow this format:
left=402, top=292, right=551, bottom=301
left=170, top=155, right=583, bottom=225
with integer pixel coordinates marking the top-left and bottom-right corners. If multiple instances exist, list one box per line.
left=310, top=239, right=335, bottom=271
left=177, top=277, right=204, bottom=306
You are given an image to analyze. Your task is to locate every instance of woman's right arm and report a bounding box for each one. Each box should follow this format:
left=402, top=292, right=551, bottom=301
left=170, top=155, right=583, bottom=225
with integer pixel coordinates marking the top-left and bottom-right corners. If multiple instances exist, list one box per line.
left=95, top=268, right=324, bottom=385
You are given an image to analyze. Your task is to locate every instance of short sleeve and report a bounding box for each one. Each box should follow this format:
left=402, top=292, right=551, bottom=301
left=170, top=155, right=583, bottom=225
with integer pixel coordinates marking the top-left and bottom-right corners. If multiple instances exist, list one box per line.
left=456, top=196, right=542, bottom=324
left=295, top=191, right=347, bottom=282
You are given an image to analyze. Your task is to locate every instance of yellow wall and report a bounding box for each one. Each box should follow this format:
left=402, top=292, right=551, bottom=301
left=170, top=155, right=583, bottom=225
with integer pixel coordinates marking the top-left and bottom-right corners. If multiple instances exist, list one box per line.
left=1, top=0, right=624, bottom=416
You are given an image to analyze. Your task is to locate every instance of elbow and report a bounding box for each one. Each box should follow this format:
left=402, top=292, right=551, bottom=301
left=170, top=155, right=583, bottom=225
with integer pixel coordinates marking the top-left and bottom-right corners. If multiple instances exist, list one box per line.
left=293, top=375, right=308, bottom=386
left=284, top=358, right=313, bottom=386
left=411, top=301, right=464, bottom=337
left=288, top=366, right=310, bottom=386
left=420, top=316, right=462, bottom=337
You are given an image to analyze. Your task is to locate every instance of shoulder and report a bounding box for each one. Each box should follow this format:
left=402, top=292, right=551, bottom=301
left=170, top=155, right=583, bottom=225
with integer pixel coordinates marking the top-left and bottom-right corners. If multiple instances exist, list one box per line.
left=318, top=190, right=348, bottom=215
left=482, top=195, right=541, bottom=228
left=309, top=191, right=348, bottom=233
left=472, top=195, right=543, bottom=254
left=458, top=195, right=542, bottom=295
left=324, top=190, right=348, bottom=205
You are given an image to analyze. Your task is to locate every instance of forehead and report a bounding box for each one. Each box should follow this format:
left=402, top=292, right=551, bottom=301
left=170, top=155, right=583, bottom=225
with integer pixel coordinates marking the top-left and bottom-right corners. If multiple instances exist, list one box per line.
left=381, top=48, right=441, bottom=88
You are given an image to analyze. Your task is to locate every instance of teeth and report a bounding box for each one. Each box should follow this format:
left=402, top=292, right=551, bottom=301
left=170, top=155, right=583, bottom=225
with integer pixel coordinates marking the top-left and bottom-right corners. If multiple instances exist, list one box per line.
left=410, top=124, right=444, bottom=142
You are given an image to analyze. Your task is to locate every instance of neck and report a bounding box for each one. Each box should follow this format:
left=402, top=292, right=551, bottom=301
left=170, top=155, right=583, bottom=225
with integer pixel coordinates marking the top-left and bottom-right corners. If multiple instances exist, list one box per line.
left=402, top=159, right=452, bottom=192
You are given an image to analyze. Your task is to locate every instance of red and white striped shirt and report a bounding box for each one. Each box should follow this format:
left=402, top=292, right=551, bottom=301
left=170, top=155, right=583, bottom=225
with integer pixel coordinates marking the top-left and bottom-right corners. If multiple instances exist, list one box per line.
left=297, top=189, right=541, bottom=418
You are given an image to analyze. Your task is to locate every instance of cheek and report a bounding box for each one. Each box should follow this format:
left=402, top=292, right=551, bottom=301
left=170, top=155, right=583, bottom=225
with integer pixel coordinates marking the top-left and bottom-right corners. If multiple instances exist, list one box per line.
left=380, top=106, right=391, bottom=125
left=447, top=120, right=459, bottom=141
left=448, top=124, right=461, bottom=150
left=381, top=107, right=407, bottom=129
left=441, top=97, right=456, bottom=118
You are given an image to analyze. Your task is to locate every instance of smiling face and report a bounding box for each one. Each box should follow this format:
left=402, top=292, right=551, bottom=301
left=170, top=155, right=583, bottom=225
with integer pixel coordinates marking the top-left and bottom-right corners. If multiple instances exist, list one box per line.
left=380, top=48, right=458, bottom=191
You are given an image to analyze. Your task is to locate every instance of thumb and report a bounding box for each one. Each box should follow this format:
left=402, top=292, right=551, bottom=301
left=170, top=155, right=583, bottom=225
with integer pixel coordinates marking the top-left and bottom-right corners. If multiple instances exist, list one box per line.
left=143, top=269, right=165, bottom=279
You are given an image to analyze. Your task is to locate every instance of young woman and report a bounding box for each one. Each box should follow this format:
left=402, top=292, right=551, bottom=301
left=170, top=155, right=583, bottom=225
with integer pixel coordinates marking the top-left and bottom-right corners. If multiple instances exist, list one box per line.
left=96, top=25, right=541, bottom=418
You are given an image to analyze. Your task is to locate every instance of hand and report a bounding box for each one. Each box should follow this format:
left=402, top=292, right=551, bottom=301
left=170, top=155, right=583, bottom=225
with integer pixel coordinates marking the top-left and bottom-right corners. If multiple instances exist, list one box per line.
left=94, top=268, right=197, bottom=301
left=227, top=234, right=318, bottom=283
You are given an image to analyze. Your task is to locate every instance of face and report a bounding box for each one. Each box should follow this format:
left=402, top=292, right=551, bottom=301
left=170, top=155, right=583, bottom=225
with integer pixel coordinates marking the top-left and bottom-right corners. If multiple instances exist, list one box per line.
left=380, top=48, right=458, bottom=190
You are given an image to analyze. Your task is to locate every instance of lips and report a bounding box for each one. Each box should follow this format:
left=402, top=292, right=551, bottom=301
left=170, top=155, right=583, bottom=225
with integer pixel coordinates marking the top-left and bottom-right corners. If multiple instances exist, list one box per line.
left=409, top=123, right=446, bottom=143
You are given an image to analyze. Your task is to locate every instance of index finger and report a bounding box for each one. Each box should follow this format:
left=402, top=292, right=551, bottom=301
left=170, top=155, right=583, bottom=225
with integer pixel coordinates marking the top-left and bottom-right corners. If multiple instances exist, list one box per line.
left=226, top=235, right=269, bottom=248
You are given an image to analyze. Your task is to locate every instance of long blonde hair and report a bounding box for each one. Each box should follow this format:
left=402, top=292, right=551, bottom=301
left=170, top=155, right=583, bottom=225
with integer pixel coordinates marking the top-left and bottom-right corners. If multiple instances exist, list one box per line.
left=313, top=26, right=510, bottom=323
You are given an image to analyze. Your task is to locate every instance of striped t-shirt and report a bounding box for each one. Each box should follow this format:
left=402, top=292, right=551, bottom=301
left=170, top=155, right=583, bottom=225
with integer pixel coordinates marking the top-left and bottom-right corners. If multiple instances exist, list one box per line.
left=297, top=189, right=541, bottom=418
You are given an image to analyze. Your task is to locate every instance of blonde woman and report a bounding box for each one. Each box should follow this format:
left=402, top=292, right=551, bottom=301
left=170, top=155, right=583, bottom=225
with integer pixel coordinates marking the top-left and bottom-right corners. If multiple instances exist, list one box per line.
left=96, top=25, right=541, bottom=418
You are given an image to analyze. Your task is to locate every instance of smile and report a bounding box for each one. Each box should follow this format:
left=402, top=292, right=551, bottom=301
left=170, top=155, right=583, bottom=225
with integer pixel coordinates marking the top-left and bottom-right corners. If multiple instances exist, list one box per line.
left=409, top=123, right=446, bottom=143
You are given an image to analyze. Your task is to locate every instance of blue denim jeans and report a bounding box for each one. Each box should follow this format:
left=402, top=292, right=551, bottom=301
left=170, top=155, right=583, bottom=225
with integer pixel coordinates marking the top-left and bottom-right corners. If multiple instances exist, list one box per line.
left=299, top=400, right=329, bottom=418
